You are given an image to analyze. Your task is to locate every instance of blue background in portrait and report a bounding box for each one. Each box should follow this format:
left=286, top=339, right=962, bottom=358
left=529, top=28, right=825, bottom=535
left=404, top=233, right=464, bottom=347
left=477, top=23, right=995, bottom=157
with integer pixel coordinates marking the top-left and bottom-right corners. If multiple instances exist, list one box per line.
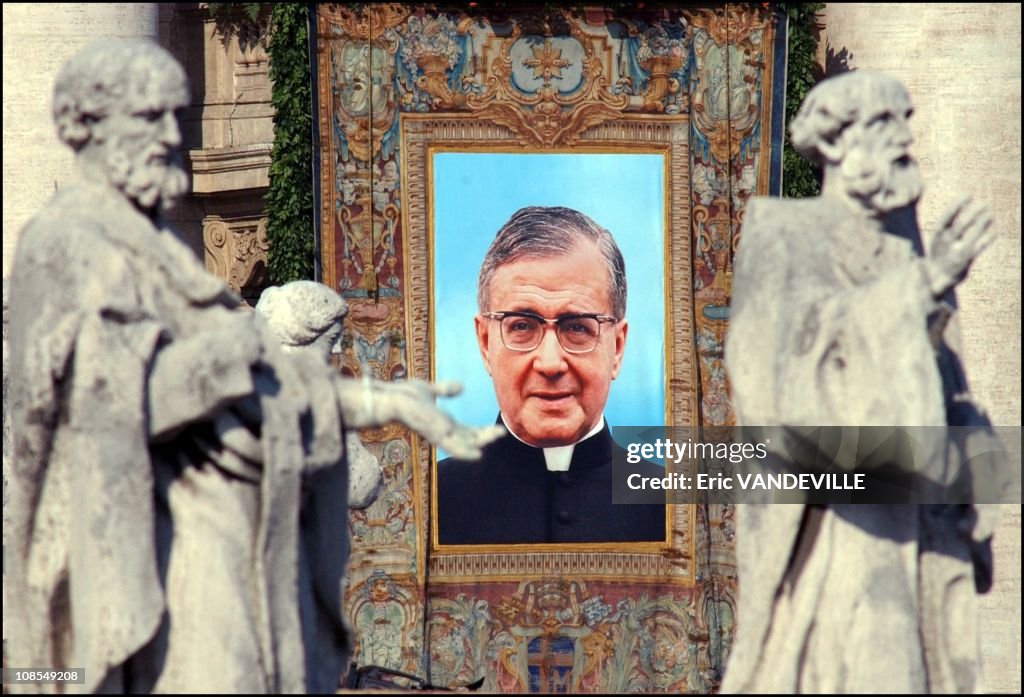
left=433, top=152, right=666, bottom=450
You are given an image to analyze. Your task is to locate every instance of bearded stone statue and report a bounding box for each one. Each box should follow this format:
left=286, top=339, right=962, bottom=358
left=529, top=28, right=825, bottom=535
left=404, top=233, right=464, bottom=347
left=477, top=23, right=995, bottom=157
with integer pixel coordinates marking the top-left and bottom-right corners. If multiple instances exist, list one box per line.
left=723, top=71, right=1003, bottom=693
left=6, top=39, right=499, bottom=694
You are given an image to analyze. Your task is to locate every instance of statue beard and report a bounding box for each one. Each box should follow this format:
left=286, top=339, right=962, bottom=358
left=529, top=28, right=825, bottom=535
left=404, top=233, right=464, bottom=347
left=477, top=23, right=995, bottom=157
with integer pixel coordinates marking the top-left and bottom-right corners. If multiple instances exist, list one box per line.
left=106, top=143, right=189, bottom=215
left=841, top=147, right=924, bottom=214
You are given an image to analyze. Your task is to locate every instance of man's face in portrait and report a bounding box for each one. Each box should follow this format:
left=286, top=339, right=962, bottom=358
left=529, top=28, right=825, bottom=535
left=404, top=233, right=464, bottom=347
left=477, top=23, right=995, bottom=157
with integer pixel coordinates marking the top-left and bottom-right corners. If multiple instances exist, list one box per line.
left=475, top=240, right=628, bottom=448
left=91, top=78, right=189, bottom=213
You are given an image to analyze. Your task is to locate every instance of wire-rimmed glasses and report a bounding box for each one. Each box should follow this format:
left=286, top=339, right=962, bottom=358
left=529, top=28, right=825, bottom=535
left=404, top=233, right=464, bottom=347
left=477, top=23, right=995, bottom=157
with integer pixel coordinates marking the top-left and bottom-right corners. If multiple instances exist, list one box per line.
left=481, top=310, right=618, bottom=354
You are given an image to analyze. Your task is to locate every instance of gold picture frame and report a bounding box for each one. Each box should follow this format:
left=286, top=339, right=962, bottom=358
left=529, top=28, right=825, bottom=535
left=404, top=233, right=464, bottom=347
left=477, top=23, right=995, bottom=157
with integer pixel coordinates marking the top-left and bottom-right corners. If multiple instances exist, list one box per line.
left=399, top=113, right=698, bottom=583
left=314, top=4, right=786, bottom=685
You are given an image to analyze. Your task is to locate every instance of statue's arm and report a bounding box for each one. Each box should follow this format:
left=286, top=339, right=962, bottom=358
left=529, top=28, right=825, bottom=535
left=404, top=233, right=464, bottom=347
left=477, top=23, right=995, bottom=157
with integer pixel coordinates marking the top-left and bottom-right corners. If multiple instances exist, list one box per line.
left=776, top=253, right=941, bottom=425
left=147, top=310, right=264, bottom=441
left=775, top=198, right=994, bottom=429
left=731, top=201, right=950, bottom=481
left=335, top=377, right=504, bottom=460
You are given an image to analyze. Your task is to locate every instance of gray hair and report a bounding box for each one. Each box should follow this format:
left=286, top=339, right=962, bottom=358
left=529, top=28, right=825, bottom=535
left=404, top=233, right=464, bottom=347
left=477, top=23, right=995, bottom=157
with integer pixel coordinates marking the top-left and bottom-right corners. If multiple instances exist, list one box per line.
left=790, top=71, right=910, bottom=166
left=477, top=206, right=627, bottom=319
left=53, top=39, right=189, bottom=151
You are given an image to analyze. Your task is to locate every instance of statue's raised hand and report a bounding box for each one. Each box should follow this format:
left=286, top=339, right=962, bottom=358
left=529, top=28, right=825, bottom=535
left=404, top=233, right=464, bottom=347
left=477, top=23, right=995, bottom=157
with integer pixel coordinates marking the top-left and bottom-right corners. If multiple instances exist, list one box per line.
left=925, top=196, right=995, bottom=297
left=435, top=422, right=506, bottom=460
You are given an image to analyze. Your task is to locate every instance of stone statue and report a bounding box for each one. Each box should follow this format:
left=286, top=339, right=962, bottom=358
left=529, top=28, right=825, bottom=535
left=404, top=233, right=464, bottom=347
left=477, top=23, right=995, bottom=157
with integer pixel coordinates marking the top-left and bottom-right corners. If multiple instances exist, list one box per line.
left=6, top=39, right=500, bottom=694
left=255, top=280, right=490, bottom=509
left=255, top=281, right=384, bottom=508
left=723, top=71, right=1003, bottom=692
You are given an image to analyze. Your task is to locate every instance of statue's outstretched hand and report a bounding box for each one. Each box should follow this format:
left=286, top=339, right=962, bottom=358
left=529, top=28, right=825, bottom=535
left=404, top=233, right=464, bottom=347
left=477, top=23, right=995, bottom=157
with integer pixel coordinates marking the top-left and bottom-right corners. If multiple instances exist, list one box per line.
left=389, top=380, right=505, bottom=456
left=925, top=196, right=995, bottom=297
left=363, top=379, right=505, bottom=460
left=436, top=423, right=507, bottom=460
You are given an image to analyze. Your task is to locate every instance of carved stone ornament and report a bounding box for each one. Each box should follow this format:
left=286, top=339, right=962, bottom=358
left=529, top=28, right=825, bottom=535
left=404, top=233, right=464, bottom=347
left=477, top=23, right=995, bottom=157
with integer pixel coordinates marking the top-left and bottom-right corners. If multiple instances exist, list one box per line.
left=202, top=216, right=270, bottom=303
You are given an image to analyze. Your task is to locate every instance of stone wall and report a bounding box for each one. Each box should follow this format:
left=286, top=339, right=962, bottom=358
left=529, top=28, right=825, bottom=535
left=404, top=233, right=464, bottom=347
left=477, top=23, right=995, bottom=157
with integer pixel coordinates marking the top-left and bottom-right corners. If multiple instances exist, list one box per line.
left=2, top=3, right=160, bottom=277
left=818, top=4, right=1021, bottom=692
left=161, top=3, right=273, bottom=305
left=2, top=2, right=273, bottom=302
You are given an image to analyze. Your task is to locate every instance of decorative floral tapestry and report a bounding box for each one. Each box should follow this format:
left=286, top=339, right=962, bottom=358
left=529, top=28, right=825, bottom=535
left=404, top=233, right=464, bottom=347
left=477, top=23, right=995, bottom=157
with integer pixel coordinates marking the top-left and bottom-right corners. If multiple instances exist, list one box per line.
left=314, top=3, right=785, bottom=691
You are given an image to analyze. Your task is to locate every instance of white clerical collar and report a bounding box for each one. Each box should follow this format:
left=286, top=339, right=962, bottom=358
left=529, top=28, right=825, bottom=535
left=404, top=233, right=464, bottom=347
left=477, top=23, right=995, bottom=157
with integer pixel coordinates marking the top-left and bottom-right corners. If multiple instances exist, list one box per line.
left=500, top=414, right=606, bottom=472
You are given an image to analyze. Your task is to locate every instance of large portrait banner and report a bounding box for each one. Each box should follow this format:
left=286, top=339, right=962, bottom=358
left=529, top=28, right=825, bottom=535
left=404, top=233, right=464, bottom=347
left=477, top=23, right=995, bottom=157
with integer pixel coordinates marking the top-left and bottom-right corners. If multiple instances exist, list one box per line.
left=314, top=3, right=784, bottom=690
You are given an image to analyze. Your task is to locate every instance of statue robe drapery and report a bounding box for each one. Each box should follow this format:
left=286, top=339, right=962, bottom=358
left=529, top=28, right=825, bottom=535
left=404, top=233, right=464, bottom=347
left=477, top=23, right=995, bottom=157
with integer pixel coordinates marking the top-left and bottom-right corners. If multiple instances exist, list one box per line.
left=722, top=195, right=1000, bottom=693
left=8, top=176, right=351, bottom=693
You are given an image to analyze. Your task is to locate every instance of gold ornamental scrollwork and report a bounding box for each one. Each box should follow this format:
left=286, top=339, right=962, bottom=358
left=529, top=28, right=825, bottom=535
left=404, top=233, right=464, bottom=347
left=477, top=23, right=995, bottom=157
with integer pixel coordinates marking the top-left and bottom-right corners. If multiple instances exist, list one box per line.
left=639, top=55, right=685, bottom=112
left=689, top=4, right=765, bottom=47
left=323, top=3, right=410, bottom=41
left=325, top=4, right=408, bottom=162
left=686, top=6, right=769, bottom=164
left=415, top=53, right=459, bottom=107
left=464, top=14, right=630, bottom=148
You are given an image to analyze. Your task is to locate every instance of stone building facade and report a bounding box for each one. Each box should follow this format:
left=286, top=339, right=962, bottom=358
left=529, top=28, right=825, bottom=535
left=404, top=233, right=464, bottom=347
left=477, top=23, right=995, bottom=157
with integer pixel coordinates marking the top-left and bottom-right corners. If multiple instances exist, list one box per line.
left=3, top=2, right=1019, bottom=691
left=3, top=3, right=272, bottom=305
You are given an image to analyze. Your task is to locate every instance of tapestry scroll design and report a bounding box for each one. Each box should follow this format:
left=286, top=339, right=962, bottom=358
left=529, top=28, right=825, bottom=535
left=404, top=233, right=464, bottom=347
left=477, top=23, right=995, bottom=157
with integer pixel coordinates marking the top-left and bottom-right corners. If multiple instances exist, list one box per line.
left=460, top=17, right=629, bottom=147
left=426, top=580, right=731, bottom=692
left=315, top=3, right=784, bottom=689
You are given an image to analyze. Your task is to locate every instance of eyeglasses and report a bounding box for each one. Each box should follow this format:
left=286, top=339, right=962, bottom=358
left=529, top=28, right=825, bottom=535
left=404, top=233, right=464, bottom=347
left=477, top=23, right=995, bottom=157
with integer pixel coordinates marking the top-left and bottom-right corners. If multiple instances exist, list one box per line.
left=482, top=311, right=618, bottom=354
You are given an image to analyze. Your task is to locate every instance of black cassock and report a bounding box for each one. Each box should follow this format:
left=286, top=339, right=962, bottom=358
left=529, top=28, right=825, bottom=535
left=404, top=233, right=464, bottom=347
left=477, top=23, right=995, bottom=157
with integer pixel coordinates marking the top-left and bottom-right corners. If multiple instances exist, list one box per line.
left=437, top=420, right=666, bottom=545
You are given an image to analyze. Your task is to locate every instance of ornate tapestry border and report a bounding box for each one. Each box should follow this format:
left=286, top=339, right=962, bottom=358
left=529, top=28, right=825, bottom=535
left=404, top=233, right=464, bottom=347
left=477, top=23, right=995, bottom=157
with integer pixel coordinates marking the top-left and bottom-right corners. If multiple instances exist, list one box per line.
left=313, top=4, right=785, bottom=682
left=400, top=113, right=696, bottom=583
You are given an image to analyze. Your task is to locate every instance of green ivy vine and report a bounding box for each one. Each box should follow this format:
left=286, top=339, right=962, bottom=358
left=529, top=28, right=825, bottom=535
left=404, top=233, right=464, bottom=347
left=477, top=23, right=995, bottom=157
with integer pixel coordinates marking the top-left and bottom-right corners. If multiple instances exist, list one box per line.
left=207, top=3, right=263, bottom=24
left=782, top=3, right=824, bottom=198
left=207, top=3, right=313, bottom=282
left=264, top=3, right=315, bottom=283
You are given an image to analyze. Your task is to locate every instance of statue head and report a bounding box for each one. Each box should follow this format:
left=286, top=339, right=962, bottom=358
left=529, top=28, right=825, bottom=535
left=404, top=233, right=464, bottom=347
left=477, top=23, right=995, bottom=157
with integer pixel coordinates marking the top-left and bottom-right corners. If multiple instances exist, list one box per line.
left=255, top=281, right=349, bottom=362
left=790, top=71, right=923, bottom=214
left=52, top=39, right=190, bottom=215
